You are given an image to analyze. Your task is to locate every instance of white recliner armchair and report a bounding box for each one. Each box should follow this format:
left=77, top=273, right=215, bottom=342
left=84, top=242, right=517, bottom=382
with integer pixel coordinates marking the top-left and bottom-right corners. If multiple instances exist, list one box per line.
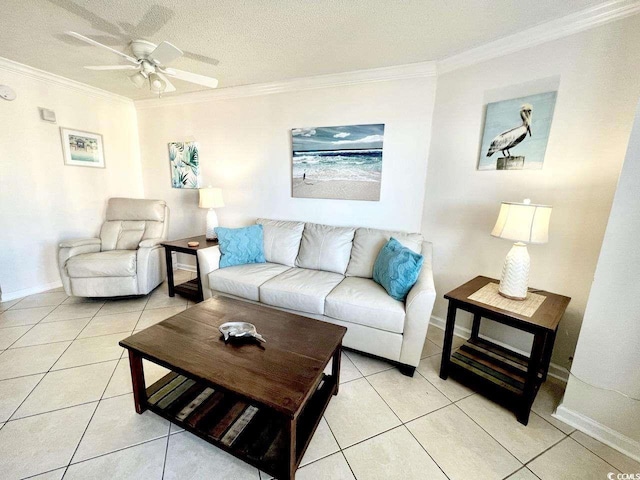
left=58, top=198, right=170, bottom=297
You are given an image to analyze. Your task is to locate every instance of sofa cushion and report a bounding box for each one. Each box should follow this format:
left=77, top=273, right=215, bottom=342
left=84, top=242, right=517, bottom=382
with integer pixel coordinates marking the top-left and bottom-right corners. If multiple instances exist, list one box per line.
left=260, top=268, right=344, bottom=315
left=66, top=250, right=137, bottom=278
left=325, top=277, right=406, bottom=334
left=208, top=263, right=291, bottom=302
left=216, top=225, right=266, bottom=268
left=296, top=223, right=355, bottom=274
left=256, top=219, right=304, bottom=267
left=346, top=228, right=423, bottom=278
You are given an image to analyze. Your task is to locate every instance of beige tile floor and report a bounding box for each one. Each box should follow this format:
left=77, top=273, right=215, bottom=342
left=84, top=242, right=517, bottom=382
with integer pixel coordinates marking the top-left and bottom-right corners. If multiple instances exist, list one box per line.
left=1, top=269, right=638, bottom=479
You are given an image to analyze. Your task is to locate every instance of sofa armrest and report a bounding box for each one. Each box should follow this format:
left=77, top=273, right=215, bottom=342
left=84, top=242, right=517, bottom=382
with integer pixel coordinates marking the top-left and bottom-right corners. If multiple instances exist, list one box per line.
left=59, top=238, right=101, bottom=248
left=399, top=241, right=437, bottom=367
left=197, top=246, right=221, bottom=300
left=139, top=238, right=164, bottom=248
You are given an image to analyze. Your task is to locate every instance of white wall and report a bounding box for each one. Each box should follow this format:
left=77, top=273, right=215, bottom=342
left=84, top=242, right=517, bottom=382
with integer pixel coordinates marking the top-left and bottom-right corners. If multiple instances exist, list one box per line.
left=421, top=16, right=640, bottom=370
left=0, top=63, right=143, bottom=299
left=136, top=77, right=437, bottom=260
left=557, top=98, right=640, bottom=458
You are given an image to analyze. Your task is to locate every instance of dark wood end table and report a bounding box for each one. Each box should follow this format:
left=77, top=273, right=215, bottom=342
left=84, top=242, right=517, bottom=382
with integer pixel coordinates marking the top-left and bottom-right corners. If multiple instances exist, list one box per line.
left=120, top=295, right=346, bottom=480
left=439, top=276, right=570, bottom=425
left=161, top=235, right=218, bottom=302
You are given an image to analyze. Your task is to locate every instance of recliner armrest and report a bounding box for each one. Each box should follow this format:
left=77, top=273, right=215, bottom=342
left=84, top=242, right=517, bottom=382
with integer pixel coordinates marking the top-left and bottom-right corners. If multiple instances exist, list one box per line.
left=59, top=238, right=101, bottom=248
left=139, top=238, right=164, bottom=248
left=197, top=246, right=221, bottom=299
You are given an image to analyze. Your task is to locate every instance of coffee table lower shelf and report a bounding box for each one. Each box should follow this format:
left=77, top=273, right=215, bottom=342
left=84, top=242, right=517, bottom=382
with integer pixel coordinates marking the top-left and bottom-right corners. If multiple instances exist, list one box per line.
left=142, top=369, right=337, bottom=480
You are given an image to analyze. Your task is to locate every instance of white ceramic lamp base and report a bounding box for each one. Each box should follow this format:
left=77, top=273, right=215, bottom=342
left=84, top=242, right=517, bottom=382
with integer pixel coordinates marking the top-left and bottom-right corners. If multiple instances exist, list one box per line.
left=498, top=242, right=530, bottom=300
left=205, top=208, right=219, bottom=240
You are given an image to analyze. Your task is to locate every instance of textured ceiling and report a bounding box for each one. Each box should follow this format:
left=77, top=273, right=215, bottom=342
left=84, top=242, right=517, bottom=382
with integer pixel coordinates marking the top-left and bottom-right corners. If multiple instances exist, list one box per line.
left=0, top=0, right=604, bottom=99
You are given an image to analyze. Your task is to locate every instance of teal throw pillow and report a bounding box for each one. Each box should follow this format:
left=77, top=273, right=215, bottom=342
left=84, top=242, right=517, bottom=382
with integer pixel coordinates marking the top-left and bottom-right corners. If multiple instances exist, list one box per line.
left=373, top=237, right=424, bottom=301
left=215, top=225, right=266, bottom=268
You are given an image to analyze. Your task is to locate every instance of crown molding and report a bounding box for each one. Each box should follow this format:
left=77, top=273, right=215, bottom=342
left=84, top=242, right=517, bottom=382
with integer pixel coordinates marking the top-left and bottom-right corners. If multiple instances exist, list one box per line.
left=2, top=1, right=638, bottom=107
left=134, top=61, right=437, bottom=109
left=437, top=0, right=640, bottom=74
left=0, top=56, right=133, bottom=105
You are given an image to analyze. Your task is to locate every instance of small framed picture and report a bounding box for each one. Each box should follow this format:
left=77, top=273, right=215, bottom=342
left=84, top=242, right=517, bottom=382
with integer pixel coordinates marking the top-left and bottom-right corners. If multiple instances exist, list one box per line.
left=60, top=127, right=105, bottom=168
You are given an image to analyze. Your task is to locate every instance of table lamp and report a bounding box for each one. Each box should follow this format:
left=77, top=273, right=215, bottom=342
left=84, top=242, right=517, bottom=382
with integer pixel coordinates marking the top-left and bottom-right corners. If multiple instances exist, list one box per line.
left=491, top=199, right=552, bottom=300
left=199, top=187, right=224, bottom=240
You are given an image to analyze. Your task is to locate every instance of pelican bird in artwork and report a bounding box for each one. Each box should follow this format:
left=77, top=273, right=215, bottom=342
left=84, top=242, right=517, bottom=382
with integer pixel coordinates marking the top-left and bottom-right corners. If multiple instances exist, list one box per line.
left=486, top=104, right=533, bottom=157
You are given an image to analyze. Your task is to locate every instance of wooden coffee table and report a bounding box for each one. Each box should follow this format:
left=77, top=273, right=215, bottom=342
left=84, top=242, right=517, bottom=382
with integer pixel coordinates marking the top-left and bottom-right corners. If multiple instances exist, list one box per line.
left=119, top=296, right=346, bottom=480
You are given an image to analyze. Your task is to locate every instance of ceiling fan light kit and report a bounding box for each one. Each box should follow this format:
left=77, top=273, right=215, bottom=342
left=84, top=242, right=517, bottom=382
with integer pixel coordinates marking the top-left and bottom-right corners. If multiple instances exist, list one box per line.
left=66, top=31, right=219, bottom=97
left=129, top=72, right=146, bottom=88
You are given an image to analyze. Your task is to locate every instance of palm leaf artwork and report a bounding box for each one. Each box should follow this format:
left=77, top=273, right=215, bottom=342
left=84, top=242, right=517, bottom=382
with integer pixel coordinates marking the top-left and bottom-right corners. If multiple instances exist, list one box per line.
left=168, top=141, right=200, bottom=189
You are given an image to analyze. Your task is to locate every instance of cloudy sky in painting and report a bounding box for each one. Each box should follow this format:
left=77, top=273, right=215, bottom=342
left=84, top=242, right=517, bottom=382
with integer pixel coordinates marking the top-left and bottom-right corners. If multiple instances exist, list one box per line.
left=292, top=124, right=385, bottom=152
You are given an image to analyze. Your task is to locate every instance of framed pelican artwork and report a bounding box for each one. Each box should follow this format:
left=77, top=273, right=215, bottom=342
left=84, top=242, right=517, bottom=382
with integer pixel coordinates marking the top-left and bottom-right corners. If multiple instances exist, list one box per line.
left=478, top=91, right=557, bottom=170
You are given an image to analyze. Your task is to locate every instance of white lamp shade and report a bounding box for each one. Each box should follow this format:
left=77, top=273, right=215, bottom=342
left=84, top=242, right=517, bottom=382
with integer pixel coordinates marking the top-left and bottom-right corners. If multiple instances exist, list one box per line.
left=199, top=187, right=224, bottom=209
left=491, top=200, right=552, bottom=244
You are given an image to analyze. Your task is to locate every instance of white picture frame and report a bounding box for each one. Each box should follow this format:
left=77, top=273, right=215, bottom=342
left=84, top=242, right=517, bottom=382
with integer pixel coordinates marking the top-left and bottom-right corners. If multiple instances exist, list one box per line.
left=60, top=127, right=105, bottom=168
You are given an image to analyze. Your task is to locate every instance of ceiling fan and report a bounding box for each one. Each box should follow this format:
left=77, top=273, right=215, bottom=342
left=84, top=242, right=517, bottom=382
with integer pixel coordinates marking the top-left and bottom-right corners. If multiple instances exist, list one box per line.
left=66, top=31, right=218, bottom=95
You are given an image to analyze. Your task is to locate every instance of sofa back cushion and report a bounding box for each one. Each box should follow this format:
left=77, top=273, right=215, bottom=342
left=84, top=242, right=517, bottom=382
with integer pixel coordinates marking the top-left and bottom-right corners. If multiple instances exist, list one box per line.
left=256, top=219, right=305, bottom=267
left=346, top=227, right=423, bottom=278
left=296, top=223, right=355, bottom=275
left=100, top=198, right=168, bottom=251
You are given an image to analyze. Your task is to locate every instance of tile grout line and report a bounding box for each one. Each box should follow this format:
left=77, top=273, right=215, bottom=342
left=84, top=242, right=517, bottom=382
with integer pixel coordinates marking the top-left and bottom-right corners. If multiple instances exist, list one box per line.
left=160, top=424, right=172, bottom=480
left=452, top=402, right=529, bottom=469
left=522, top=435, right=569, bottom=470
left=339, top=450, right=358, bottom=479
left=5, top=302, right=111, bottom=423
left=61, top=348, right=130, bottom=479
left=6, top=391, right=134, bottom=424
left=569, top=434, right=633, bottom=473
left=356, top=362, right=455, bottom=479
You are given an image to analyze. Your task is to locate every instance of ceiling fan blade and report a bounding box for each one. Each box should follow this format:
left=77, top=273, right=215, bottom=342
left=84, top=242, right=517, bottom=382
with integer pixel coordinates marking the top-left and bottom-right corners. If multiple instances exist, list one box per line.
left=156, top=72, right=176, bottom=93
left=148, top=41, right=183, bottom=66
left=66, top=31, right=138, bottom=64
left=84, top=65, right=139, bottom=71
left=163, top=68, right=218, bottom=88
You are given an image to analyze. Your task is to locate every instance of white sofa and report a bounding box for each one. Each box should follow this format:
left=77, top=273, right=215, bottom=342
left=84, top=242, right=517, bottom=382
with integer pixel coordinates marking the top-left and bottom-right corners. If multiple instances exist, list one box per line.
left=198, top=219, right=435, bottom=375
left=58, top=198, right=169, bottom=297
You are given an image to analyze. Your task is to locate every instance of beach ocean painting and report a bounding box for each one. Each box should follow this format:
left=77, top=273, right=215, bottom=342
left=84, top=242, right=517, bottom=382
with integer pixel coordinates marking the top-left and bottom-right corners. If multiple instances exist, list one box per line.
left=478, top=91, right=557, bottom=171
left=291, top=124, right=384, bottom=201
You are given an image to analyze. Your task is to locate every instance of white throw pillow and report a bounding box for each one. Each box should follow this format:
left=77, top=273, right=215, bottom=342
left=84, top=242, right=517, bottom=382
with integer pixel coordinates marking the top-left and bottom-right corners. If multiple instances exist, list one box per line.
left=346, top=228, right=423, bottom=278
left=256, top=219, right=305, bottom=266
left=296, top=223, right=356, bottom=274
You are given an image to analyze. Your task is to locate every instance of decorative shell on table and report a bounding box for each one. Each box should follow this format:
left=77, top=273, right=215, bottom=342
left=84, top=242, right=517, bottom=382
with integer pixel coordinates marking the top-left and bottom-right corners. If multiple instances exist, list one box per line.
left=219, top=322, right=266, bottom=343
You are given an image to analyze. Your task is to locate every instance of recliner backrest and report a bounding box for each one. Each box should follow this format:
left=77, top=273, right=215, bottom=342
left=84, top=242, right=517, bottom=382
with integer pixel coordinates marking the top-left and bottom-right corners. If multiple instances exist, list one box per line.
left=100, top=198, right=168, bottom=251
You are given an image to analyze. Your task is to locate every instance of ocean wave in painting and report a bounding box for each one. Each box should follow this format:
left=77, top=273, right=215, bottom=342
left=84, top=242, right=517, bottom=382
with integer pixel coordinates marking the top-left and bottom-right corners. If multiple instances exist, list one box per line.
left=292, top=149, right=382, bottom=182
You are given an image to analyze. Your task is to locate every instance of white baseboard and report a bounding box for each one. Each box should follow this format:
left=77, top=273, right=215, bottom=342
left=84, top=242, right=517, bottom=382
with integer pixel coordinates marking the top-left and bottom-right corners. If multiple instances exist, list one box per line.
left=429, top=315, right=569, bottom=383
left=553, top=404, right=640, bottom=463
left=175, top=263, right=197, bottom=273
left=1, top=280, right=64, bottom=302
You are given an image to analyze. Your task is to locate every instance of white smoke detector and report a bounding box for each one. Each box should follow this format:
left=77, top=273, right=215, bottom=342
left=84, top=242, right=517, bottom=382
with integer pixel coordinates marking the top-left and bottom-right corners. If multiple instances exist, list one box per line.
left=0, top=85, right=16, bottom=101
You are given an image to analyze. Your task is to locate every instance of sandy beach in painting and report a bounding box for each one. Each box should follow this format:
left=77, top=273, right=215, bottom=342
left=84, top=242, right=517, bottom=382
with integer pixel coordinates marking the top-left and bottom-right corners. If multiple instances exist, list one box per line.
left=292, top=178, right=380, bottom=201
